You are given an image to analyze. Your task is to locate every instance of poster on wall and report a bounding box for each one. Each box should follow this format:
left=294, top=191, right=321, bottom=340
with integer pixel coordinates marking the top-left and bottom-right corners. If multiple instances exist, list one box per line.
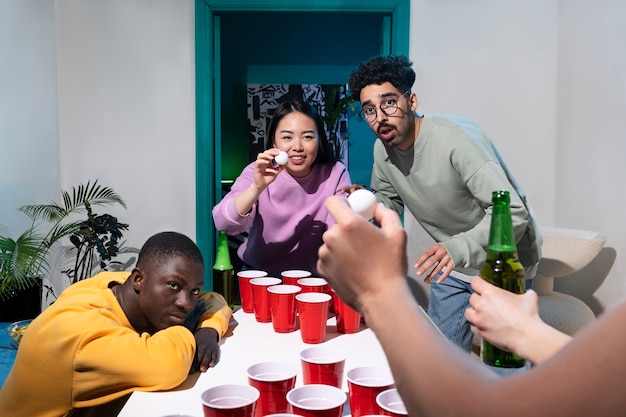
left=246, top=84, right=351, bottom=166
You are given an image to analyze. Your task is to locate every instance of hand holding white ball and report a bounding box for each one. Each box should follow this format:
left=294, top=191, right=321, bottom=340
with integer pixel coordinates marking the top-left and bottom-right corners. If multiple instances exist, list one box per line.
left=274, top=151, right=289, bottom=166
left=347, top=189, right=377, bottom=220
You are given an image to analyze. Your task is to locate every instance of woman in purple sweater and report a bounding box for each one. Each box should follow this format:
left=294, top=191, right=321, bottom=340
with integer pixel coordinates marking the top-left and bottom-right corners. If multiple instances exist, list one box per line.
left=212, top=99, right=352, bottom=277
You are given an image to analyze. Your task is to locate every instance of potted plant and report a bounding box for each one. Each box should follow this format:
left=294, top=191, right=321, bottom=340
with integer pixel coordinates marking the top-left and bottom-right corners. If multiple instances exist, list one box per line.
left=0, top=180, right=128, bottom=320
left=0, top=226, right=48, bottom=321
left=61, top=200, right=129, bottom=285
left=321, top=85, right=356, bottom=162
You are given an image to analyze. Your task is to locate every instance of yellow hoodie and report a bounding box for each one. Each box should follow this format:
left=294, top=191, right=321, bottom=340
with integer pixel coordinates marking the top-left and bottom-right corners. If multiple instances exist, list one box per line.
left=0, top=271, right=232, bottom=416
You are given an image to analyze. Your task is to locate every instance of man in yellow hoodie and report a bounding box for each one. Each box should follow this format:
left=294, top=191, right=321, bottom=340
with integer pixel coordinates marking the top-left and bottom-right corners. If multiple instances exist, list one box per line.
left=0, top=231, right=232, bottom=417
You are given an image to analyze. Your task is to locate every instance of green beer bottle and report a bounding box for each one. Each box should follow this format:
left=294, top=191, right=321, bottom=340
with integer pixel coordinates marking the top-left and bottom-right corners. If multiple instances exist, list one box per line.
left=480, top=190, right=527, bottom=368
left=212, top=230, right=234, bottom=308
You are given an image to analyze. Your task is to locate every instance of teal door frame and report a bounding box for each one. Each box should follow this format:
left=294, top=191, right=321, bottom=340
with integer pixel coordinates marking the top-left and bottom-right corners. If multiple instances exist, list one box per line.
left=195, top=0, right=410, bottom=290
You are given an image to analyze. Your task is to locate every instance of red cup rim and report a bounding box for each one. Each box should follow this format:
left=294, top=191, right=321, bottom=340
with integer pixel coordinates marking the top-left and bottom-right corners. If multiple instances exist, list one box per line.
left=296, top=292, right=331, bottom=303
left=237, top=270, right=269, bottom=278
left=346, top=366, right=395, bottom=386
left=250, top=277, right=282, bottom=286
left=376, top=388, right=408, bottom=415
left=281, top=270, right=312, bottom=278
left=200, top=384, right=260, bottom=408
left=267, top=284, right=301, bottom=294
left=299, top=345, right=348, bottom=363
left=246, top=361, right=298, bottom=381
left=297, top=277, right=328, bottom=287
left=286, top=384, right=347, bottom=410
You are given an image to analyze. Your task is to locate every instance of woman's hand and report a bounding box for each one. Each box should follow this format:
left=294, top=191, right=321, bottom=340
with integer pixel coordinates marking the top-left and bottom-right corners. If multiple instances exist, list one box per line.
left=253, top=149, right=283, bottom=191
left=235, top=149, right=284, bottom=216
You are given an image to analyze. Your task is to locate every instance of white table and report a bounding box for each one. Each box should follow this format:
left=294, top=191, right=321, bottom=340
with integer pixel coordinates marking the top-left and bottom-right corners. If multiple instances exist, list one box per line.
left=117, top=309, right=391, bottom=417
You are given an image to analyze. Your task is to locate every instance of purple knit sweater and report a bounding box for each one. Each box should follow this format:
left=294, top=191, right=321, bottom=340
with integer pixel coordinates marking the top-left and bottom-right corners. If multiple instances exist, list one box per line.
left=212, top=162, right=351, bottom=277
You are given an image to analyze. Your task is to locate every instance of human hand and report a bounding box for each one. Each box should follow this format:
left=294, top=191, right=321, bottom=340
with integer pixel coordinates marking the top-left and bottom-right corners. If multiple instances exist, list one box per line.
left=414, top=243, right=454, bottom=283
left=253, top=149, right=283, bottom=190
left=465, top=277, right=540, bottom=354
left=191, top=327, right=221, bottom=373
left=339, top=184, right=366, bottom=195
left=317, top=196, right=407, bottom=313
left=183, top=300, right=208, bottom=332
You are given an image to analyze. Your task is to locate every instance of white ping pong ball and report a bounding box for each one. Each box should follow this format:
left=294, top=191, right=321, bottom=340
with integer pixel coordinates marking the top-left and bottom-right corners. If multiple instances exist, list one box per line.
left=347, top=189, right=377, bottom=220
left=275, top=151, right=289, bottom=166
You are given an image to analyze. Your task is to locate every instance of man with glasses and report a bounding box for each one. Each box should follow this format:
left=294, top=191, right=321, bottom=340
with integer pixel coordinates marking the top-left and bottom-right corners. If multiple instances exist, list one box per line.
left=347, top=55, right=542, bottom=369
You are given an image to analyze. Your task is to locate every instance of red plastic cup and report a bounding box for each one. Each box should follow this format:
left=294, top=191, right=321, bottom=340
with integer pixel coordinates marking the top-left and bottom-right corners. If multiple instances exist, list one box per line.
left=264, top=414, right=306, bottom=417
left=346, top=367, right=395, bottom=417
left=332, top=289, right=362, bottom=334
left=376, top=388, right=408, bottom=417
left=300, top=345, right=347, bottom=389
left=280, top=269, right=311, bottom=286
left=268, top=284, right=301, bottom=333
left=247, top=362, right=298, bottom=417
left=201, top=384, right=260, bottom=417
left=298, top=277, right=333, bottom=313
left=296, top=292, right=331, bottom=344
left=250, top=277, right=282, bottom=322
left=296, top=277, right=329, bottom=293
left=238, top=270, right=268, bottom=313
left=286, top=384, right=346, bottom=417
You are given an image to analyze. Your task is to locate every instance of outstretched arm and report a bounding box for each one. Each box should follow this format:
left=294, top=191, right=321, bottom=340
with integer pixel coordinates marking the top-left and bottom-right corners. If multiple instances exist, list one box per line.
left=317, top=196, right=626, bottom=417
left=235, top=149, right=283, bottom=215
left=465, top=277, right=572, bottom=364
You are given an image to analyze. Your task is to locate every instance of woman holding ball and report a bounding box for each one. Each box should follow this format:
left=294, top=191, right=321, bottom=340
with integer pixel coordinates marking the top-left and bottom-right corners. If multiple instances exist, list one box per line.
left=212, top=99, right=352, bottom=276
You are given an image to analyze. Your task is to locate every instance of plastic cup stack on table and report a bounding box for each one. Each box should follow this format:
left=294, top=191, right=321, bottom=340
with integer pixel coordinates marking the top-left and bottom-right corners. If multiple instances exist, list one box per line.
left=286, top=384, right=346, bottom=417
left=280, top=269, right=312, bottom=287
left=299, top=346, right=347, bottom=389
left=264, top=414, right=305, bottom=417
left=376, top=388, right=408, bottom=417
left=346, top=366, right=396, bottom=417
left=295, top=292, right=332, bottom=344
left=237, top=270, right=268, bottom=313
left=268, top=284, right=301, bottom=333
left=296, top=277, right=329, bottom=294
left=247, top=361, right=298, bottom=417
left=250, top=277, right=282, bottom=323
left=200, top=384, right=260, bottom=417
left=331, top=289, right=362, bottom=334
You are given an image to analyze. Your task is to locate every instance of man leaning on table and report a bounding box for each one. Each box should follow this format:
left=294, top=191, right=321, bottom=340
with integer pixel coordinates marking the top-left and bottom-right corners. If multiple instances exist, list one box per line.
left=0, top=231, right=232, bottom=417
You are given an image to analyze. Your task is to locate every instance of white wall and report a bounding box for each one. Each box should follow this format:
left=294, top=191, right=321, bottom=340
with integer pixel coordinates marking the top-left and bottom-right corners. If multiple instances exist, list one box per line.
left=0, top=0, right=59, bottom=235
left=556, top=0, right=626, bottom=307
left=411, top=0, right=558, bottom=224
left=55, top=0, right=197, bottom=248
left=410, top=0, right=624, bottom=311
left=1, top=0, right=624, bottom=311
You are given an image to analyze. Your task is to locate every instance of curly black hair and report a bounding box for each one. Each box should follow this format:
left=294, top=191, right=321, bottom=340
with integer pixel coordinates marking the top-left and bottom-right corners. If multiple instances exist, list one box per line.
left=348, top=55, right=416, bottom=103
left=137, top=231, right=204, bottom=270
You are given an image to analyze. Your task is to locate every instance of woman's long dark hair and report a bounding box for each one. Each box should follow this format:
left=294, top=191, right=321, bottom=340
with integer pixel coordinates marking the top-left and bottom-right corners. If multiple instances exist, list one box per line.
left=265, top=99, right=337, bottom=165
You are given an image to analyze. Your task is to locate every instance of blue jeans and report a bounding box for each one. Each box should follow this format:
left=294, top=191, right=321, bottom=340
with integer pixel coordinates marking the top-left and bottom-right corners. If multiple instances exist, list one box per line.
left=428, top=276, right=475, bottom=352
left=428, top=274, right=535, bottom=376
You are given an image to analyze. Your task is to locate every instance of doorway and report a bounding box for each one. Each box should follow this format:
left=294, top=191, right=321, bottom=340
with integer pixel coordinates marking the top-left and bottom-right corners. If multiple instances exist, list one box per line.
left=196, top=0, right=410, bottom=289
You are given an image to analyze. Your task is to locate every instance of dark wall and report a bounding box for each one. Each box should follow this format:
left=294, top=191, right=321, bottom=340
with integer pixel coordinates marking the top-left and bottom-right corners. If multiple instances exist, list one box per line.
left=219, top=12, right=383, bottom=183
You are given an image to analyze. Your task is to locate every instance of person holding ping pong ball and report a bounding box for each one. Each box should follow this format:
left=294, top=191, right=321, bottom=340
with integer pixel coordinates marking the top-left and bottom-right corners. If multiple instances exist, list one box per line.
left=212, top=98, right=352, bottom=277
left=346, top=55, right=542, bottom=372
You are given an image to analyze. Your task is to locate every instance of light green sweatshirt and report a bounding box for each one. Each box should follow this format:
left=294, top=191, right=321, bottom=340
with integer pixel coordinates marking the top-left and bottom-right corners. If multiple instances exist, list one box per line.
left=371, top=114, right=542, bottom=276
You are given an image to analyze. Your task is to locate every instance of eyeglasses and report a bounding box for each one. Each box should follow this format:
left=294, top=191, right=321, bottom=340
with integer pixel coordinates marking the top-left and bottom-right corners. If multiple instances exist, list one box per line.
left=357, top=91, right=410, bottom=122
